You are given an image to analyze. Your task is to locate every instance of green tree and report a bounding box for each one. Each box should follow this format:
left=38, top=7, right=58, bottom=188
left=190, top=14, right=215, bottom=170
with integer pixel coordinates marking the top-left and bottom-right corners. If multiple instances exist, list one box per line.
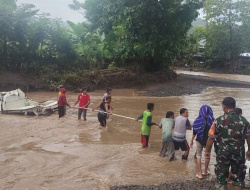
left=0, top=2, right=38, bottom=71
left=0, top=5, right=14, bottom=69
left=239, top=1, right=250, bottom=52
left=189, top=26, right=206, bottom=53
left=26, top=18, right=77, bottom=72
left=71, top=0, right=203, bottom=71
left=0, top=0, right=16, bottom=9
left=180, top=25, right=206, bottom=66
left=204, top=0, right=250, bottom=67
left=0, top=2, right=79, bottom=73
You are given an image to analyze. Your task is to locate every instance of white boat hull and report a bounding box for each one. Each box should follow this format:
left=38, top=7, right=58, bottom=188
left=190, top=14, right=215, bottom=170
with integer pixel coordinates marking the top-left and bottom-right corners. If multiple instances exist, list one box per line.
left=0, top=89, right=57, bottom=116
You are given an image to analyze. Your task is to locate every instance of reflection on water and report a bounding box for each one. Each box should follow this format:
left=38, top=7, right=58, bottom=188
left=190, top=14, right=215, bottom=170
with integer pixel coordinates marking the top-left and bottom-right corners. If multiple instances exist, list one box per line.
left=1, top=76, right=250, bottom=189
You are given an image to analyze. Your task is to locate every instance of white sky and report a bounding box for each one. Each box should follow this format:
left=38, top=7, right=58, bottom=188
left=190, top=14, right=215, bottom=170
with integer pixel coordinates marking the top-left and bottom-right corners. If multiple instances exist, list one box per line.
left=16, top=0, right=204, bottom=23
left=16, top=0, right=85, bottom=23
left=198, top=9, right=204, bottom=19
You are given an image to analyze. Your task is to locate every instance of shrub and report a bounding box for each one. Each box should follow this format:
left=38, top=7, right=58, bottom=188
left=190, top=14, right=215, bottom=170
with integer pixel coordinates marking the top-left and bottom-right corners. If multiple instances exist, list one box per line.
left=243, top=68, right=250, bottom=75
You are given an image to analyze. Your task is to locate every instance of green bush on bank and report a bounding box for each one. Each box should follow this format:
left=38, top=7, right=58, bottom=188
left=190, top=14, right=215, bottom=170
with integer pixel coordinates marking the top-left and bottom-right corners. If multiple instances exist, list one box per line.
left=243, top=68, right=250, bottom=75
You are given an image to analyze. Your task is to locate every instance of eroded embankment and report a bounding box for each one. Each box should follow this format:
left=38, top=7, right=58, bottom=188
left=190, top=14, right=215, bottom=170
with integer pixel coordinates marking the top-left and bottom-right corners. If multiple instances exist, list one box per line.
left=111, top=178, right=216, bottom=190
left=0, top=69, right=177, bottom=92
left=141, top=74, right=250, bottom=97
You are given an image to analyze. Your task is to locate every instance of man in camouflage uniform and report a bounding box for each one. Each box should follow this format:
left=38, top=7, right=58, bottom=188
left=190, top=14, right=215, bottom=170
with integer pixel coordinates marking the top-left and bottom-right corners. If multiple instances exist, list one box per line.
left=205, top=97, right=250, bottom=190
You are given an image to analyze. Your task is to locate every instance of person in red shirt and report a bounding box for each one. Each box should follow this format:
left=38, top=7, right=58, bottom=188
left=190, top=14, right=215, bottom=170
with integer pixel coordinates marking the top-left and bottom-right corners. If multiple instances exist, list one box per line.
left=58, top=88, right=70, bottom=118
left=73, top=88, right=90, bottom=120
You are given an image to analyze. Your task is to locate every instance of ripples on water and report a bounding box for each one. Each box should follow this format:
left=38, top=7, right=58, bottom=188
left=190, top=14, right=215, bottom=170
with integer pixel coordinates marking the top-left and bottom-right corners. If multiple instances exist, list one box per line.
left=1, top=74, right=250, bottom=189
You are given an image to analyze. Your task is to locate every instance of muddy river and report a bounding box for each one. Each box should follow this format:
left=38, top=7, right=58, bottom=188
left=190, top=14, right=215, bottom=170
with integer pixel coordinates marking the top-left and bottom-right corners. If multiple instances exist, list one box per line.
left=1, top=71, right=250, bottom=190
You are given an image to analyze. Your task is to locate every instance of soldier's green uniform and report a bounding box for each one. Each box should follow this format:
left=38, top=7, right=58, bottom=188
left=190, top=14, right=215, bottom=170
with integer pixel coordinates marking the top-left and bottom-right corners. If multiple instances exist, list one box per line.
left=209, top=111, right=250, bottom=189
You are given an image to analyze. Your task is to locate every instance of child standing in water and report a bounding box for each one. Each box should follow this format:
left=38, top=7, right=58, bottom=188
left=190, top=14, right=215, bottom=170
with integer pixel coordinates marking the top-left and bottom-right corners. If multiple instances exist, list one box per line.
left=136, top=103, right=159, bottom=148
left=159, top=111, right=175, bottom=161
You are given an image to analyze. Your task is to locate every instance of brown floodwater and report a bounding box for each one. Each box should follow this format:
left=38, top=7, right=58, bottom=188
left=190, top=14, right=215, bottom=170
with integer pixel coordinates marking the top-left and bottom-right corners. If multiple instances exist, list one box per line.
left=1, top=71, right=250, bottom=190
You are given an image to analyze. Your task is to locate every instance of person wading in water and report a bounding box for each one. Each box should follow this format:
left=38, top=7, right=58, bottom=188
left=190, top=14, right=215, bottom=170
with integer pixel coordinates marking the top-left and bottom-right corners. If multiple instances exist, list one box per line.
left=73, top=88, right=90, bottom=121
left=136, top=103, right=159, bottom=148
left=58, top=88, right=70, bottom=118
left=191, top=105, right=214, bottom=179
left=93, top=96, right=112, bottom=127
left=172, top=108, right=192, bottom=160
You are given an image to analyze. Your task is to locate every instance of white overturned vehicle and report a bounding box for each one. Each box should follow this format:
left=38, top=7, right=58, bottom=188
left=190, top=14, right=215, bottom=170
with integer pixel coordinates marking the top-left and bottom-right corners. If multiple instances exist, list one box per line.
left=0, top=89, right=57, bottom=116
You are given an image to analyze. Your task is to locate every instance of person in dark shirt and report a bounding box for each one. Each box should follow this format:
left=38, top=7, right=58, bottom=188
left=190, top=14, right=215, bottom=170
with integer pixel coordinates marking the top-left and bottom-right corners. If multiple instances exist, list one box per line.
left=94, top=96, right=112, bottom=127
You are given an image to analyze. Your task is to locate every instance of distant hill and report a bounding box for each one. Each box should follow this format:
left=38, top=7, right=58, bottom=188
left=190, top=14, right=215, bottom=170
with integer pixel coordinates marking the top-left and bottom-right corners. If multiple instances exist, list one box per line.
left=192, top=18, right=206, bottom=27
left=189, top=18, right=206, bottom=34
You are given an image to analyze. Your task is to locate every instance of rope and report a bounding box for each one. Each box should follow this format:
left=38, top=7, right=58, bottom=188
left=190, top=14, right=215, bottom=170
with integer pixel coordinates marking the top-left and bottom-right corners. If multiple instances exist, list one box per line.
left=71, top=107, right=137, bottom=121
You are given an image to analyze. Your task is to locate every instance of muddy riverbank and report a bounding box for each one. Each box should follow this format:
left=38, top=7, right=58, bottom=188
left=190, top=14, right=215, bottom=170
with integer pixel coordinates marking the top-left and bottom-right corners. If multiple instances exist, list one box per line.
left=111, top=178, right=216, bottom=190
left=0, top=69, right=177, bottom=92
left=1, top=69, right=250, bottom=97
left=142, top=73, right=250, bottom=97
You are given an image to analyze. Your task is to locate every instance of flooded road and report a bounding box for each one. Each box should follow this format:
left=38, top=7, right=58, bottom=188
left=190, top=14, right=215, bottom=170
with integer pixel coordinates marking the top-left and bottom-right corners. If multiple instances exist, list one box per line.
left=1, top=71, right=250, bottom=190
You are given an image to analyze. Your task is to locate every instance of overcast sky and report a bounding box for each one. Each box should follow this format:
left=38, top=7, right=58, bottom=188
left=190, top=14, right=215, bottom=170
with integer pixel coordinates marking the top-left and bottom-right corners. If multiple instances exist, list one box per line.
left=16, top=1, right=204, bottom=23
left=16, top=0, right=85, bottom=23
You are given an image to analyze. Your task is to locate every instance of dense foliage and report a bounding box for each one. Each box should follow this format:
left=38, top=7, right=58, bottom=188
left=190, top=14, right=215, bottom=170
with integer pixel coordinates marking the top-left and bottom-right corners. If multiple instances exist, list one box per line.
left=0, top=0, right=203, bottom=75
left=1, top=0, right=249, bottom=78
left=77, top=0, right=203, bottom=71
left=0, top=0, right=78, bottom=73
left=187, top=0, right=250, bottom=68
